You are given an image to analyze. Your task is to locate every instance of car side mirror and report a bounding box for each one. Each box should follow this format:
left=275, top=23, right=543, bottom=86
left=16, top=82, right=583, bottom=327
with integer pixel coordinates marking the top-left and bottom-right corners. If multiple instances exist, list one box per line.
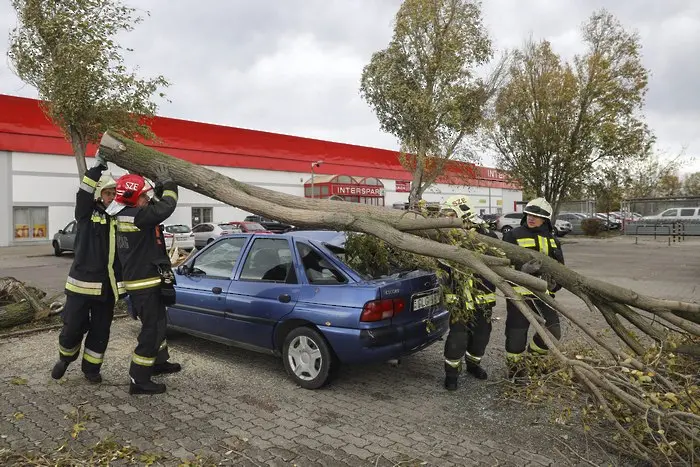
left=58, top=229, right=64, bottom=234
left=176, top=264, right=190, bottom=275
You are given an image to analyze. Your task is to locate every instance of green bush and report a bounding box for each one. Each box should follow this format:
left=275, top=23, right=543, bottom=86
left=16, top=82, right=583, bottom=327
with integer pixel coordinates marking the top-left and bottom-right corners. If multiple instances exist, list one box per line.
left=581, top=218, right=605, bottom=236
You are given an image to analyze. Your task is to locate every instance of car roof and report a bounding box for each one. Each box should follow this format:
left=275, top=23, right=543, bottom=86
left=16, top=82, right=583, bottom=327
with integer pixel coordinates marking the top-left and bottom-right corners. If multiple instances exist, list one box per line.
left=220, top=230, right=346, bottom=247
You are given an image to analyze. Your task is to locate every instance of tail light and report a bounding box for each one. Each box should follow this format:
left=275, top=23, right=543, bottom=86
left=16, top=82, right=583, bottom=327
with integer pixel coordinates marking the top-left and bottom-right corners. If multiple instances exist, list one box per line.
left=360, top=298, right=406, bottom=322
left=164, top=233, right=173, bottom=239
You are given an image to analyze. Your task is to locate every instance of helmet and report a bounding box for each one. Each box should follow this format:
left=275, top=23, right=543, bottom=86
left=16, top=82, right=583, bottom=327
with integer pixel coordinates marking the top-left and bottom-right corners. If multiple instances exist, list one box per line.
left=114, top=174, right=153, bottom=207
left=441, top=195, right=484, bottom=224
left=522, top=197, right=553, bottom=220
left=95, top=174, right=116, bottom=201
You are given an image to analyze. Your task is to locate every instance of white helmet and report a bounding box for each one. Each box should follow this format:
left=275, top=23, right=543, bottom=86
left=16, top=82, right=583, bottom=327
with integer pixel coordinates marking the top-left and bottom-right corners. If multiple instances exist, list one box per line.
left=441, top=195, right=484, bottom=224
left=522, top=197, right=553, bottom=220
left=95, top=174, right=117, bottom=201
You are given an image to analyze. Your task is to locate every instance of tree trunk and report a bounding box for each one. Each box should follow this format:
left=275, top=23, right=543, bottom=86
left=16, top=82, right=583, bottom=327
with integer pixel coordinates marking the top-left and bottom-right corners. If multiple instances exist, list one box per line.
left=69, top=126, right=88, bottom=179
left=0, top=277, right=53, bottom=329
left=0, top=302, right=38, bottom=329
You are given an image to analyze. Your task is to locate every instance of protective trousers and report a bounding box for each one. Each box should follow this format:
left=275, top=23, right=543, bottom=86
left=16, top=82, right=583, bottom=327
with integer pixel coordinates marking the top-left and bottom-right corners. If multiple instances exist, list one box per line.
left=57, top=291, right=115, bottom=375
left=128, top=289, right=169, bottom=383
left=505, top=297, right=561, bottom=364
left=444, top=306, right=493, bottom=375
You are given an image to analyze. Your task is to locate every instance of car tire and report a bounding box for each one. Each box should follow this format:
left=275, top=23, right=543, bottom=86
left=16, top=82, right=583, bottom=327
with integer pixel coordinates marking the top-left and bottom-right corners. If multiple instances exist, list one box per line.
left=282, top=326, right=333, bottom=390
left=501, top=225, right=513, bottom=234
left=52, top=241, right=62, bottom=257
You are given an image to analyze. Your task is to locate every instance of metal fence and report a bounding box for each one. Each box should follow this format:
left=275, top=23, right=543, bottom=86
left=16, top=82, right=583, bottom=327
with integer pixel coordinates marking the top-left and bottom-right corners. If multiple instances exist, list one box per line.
left=624, top=220, right=694, bottom=239
left=559, top=199, right=597, bottom=216
left=621, top=196, right=700, bottom=217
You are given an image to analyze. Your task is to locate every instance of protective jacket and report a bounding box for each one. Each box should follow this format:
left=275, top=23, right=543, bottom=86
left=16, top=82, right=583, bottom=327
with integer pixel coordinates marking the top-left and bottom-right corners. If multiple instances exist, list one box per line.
left=502, top=223, right=565, bottom=294
left=65, top=165, right=124, bottom=301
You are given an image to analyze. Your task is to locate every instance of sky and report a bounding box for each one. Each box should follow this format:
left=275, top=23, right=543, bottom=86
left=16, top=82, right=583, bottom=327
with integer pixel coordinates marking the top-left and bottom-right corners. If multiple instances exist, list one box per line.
left=1, top=0, right=699, bottom=171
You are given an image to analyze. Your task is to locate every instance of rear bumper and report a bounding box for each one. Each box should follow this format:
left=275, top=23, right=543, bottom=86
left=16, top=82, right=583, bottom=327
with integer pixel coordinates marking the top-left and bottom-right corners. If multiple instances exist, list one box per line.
left=320, top=309, right=450, bottom=364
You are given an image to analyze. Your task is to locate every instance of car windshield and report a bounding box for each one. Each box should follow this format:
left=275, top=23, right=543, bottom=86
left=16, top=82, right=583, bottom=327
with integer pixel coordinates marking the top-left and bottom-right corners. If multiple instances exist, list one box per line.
left=243, top=222, right=266, bottom=231
left=165, top=224, right=190, bottom=233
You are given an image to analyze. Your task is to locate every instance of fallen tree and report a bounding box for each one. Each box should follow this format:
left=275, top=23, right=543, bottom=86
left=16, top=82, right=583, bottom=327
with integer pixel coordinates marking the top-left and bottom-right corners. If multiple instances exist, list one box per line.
left=0, top=277, right=63, bottom=329
left=99, top=132, right=698, bottom=465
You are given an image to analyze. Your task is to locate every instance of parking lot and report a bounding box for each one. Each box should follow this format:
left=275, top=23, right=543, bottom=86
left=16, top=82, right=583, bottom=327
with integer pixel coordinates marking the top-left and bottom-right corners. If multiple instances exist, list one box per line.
left=1, top=236, right=699, bottom=466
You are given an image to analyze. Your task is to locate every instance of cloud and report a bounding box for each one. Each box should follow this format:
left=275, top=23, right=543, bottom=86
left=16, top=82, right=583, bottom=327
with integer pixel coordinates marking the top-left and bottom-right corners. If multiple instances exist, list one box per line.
left=1, top=0, right=698, bottom=169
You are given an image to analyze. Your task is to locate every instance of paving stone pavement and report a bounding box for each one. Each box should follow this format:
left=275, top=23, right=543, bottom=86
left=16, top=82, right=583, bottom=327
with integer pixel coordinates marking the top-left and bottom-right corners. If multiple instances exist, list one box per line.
left=1, top=236, right=698, bottom=466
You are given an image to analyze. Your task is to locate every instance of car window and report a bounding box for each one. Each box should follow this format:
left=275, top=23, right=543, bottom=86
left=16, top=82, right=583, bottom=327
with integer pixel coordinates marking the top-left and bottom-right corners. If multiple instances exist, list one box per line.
left=661, top=209, right=678, bottom=217
left=239, top=238, right=296, bottom=283
left=191, top=225, right=204, bottom=233
left=65, top=221, right=76, bottom=234
left=680, top=208, right=696, bottom=217
left=296, top=242, right=347, bottom=285
left=505, top=213, right=521, bottom=219
left=192, top=237, right=247, bottom=278
left=243, top=222, right=266, bottom=231
left=220, top=223, right=241, bottom=231
left=165, top=224, right=190, bottom=234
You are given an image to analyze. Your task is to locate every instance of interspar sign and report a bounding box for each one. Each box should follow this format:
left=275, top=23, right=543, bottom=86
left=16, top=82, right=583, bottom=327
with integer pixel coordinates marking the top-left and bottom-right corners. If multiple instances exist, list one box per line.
left=331, top=184, right=384, bottom=197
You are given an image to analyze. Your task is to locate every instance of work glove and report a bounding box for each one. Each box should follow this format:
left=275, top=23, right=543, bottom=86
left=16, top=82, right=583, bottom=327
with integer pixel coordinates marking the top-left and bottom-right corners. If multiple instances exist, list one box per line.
left=152, top=162, right=172, bottom=184
left=542, top=273, right=558, bottom=292
left=519, top=259, right=541, bottom=275
left=153, top=181, right=164, bottom=199
left=93, top=150, right=107, bottom=169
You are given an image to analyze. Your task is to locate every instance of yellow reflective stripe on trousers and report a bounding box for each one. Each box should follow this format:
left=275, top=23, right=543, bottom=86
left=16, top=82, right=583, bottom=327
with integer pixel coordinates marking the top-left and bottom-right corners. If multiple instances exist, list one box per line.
left=83, top=348, right=104, bottom=364
left=162, top=190, right=178, bottom=201
left=444, top=358, right=461, bottom=368
left=517, top=238, right=536, bottom=248
left=59, top=344, right=80, bottom=357
left=538, top=236, right=549, bottom=256
left=465, top=351, right=482, bottom=363
left=132, top=353, right=156, bottom=366
left=123, top=276, right=162, bottom=291
left=107, top=218, right=119, bottom=303
left=117, top=282, right=126, bottom=295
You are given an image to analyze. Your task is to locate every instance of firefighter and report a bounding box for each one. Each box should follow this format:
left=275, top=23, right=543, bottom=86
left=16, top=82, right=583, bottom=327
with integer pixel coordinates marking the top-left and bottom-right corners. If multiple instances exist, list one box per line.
left=502, top=197, right=565, bottom=382
left=107, top=165, right=180, bottom=395
left=440, top=196, right=498, bottom=391
left=51, top=152, right=125, bottom=383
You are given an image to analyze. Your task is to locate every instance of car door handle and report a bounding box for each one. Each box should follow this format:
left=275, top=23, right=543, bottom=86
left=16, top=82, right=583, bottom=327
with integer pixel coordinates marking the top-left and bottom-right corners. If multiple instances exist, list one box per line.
left=278, top=294, right=291, bottom=303
left=212, top=287, right=223, bottom=294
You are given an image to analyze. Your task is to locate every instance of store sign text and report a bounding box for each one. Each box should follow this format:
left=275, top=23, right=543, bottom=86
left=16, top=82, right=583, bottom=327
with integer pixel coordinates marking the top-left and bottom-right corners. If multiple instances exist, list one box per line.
left=331, top=184, right=384, bottom=197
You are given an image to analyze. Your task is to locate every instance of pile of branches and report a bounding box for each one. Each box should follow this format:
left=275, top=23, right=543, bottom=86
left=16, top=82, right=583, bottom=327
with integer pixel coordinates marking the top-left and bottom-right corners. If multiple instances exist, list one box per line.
left=99, top=132, right=699, bottom=464
left=0, top=277, right=64, bottom=330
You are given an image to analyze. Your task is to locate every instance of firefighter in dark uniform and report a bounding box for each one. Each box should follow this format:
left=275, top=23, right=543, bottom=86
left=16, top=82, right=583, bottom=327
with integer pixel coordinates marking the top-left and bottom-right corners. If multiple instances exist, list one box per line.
left=51, top=152, right=125, bottom=383
left=502, top=197, right=565, bottom=381
left=440, top=196, right=498, bottom=391
left=107, top=165, right=180, bottom=395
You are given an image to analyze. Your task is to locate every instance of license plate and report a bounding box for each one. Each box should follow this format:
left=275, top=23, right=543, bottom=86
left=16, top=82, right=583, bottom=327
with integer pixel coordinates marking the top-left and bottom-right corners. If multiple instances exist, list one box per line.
left=412, top=290, right=440, bottom=311
left=175, top=235, right=189, bottom=241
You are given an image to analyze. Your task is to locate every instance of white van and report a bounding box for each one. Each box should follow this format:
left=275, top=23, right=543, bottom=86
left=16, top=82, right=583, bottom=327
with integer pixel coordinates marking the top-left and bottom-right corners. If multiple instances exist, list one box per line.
left=642, top=207, right=700, bottom=222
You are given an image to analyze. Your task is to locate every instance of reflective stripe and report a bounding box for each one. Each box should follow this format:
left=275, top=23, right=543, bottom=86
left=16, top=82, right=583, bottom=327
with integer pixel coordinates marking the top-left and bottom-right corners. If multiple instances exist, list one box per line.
left=529, top=340, right=548, bottom=355
left=132, top=353, right=156, bottom=366
left=117, top=282, right=126, bottom=295
left=90, top=214, right=107, bottom=224
left=59, top=344, right=80, bottom=357
left=162, top=190, right=178, bottom=201
left=159, top=340, right=167, bottom=351
left=444, top=358, right=461, bottom=368
left=65, top=276, right=103, bottom=296
left=465, top=352, right=482, bottom=363
left=123, top=276, right=161, bottom=291
left=516, top=238, right=536, bottom=248
left=116, top=215, right=135, bottom=223
left=83, top=348, right=104, bottom=364
left=117, top=222, right=140, bottom=232
left=538, top=236, right=549, bottom=256
left=549, top=238, right=557, bottom=248
left=506, top=352, right=522, bottom=362
left=82, top=176, right=97, bottom=188
left=80, top=182, right=95, bottom=193
left=107, top=218, right=119, bottom=303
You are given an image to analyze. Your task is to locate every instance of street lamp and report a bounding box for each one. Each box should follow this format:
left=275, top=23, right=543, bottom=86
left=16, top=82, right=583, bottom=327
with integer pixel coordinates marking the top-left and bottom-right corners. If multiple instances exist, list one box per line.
left=311, top=160, right=323, bottom=199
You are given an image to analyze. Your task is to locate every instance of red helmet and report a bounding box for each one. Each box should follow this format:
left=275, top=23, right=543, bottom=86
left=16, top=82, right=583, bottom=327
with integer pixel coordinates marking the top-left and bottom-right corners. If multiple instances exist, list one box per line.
left=115, top=174, right=152, bottom=206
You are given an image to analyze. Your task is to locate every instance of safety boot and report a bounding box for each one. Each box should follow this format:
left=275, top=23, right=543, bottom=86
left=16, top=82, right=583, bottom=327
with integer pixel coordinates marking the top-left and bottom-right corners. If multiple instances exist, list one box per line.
left=83, top=372, right=102, bottom=384
left=444, top=374, right=459, bottom=391
left=465, top=362, right=488, bottom=380
left=51, top=360, right=68, bottom=380
left=152, top=361, right=181, bottom=375
left=129, top=380, right=166, bottom=395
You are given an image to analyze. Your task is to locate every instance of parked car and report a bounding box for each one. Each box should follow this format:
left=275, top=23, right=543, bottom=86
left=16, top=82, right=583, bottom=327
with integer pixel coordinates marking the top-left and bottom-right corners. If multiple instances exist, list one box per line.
left=641, top=207, right=700, bottom=223
left=227, top=221, right=273, bottom=234
left=166, top=231, right=450, bottom=389
left=191, top=222, right=243, bottom=248
left=52, top=220, right=77, bottom=256
left=554, top=219, right=572, bottom=236
left=163, top=224, right=195, bottom=251
left=244, top=215, right=293, bottom=233
left=496, top=212, right=523, bottom=233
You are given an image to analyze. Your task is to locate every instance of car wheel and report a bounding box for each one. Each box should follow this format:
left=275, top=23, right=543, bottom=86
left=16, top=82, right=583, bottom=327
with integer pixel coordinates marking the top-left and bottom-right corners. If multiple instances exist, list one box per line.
left=282, top=326, right=332, bottom=390
left=52, top=241, right=62, bottom=257
left=501, top=225, right=513, bottom=234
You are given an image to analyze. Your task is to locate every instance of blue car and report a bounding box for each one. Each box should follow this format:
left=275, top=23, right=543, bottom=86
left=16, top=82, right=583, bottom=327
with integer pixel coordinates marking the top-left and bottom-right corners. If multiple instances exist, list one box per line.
left=167, top=231, right=450, bottom=389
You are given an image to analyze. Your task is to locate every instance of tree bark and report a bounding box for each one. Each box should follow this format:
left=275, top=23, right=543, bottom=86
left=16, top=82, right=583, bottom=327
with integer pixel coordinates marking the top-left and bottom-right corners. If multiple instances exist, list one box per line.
left=0, top=277, right=53, bottom=329
left=69, top=126, right=88, bottom=179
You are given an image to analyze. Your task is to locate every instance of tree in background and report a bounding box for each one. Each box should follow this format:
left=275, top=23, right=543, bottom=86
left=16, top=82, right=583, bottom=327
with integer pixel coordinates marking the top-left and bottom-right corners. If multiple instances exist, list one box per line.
left=8, top=0, right=169, bottom=178
left=489, top=10, right=652, bottom=214
left=360, top=0, right=501, bottom=207
left=682, top=171, right=700, bottom=196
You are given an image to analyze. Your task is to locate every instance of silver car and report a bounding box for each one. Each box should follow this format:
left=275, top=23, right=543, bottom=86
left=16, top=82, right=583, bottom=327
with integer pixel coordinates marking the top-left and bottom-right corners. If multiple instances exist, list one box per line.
left=52, top=220, right=77, bottom=256
left=191, top=222, right=243, bottom=249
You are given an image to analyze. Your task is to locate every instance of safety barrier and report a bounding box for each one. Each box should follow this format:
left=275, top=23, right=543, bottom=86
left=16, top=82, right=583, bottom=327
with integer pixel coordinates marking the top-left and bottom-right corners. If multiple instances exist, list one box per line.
left=627, top=221, right=687, bottom=245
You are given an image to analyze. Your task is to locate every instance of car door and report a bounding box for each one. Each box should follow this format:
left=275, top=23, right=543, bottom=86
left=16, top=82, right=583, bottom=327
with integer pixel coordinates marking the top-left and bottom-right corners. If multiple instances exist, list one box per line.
left=192, top=224, right=213, bottom=248
left=62, top=221, right=77, bottom=250
left=168, top=236, right=249, bottom=339
left=226, top=237, right=300, bottom=350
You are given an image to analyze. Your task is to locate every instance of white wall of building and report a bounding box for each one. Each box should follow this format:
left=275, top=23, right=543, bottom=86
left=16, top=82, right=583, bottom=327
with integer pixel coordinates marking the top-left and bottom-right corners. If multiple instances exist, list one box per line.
left=3, top=151, right=521, bottom=246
